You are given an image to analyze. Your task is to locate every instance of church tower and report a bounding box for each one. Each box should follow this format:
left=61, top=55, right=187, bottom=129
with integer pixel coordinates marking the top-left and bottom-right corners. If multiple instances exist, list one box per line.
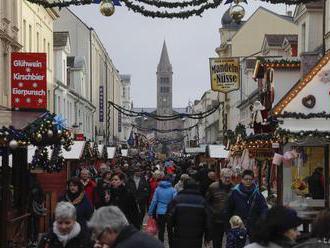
left=157, top=41, right=173, bottom=116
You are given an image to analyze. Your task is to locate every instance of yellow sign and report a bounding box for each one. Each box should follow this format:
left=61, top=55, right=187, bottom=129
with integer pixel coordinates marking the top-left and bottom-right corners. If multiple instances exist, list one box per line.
left=209, top=57, right=240, bottom=93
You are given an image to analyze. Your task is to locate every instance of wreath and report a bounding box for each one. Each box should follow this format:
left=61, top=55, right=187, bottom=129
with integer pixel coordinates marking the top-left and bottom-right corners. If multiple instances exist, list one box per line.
left=302, top=95, right=316, bottom=109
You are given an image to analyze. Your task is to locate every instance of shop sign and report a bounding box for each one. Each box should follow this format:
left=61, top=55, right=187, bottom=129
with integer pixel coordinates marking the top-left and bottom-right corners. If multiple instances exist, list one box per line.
left=209, top=57, right=240, bottom=93
left=11, top=52, right=47, bottom=110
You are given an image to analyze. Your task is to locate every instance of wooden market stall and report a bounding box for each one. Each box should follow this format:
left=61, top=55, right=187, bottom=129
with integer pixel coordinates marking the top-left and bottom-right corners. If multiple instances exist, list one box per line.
left=0, top=112, right=73, bottom=247
left=272, top=52, right=330, bottom=231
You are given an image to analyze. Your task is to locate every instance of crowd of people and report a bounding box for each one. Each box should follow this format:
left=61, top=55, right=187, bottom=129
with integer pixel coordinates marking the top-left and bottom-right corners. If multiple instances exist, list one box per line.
left=36, top=158, right=330, bottom=248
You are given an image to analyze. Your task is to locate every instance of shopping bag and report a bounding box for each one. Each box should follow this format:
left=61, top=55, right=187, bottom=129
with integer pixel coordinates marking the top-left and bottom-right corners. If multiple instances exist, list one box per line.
left=144, top=217, right=158, bottom=236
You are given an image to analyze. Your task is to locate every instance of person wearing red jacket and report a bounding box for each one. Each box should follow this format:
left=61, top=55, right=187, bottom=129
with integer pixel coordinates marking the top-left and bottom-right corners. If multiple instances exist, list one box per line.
left=148, top=170, right=164, bottom=207
left=80, top=168, right=96, bottom=207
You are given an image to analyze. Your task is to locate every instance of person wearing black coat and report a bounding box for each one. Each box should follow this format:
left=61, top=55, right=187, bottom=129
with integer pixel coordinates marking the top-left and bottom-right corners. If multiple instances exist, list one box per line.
left=167, top=179, right=212, bottom=248
left=109, top=172, right=140, bottom=229
left=89, top=206, right=164, bottom=248
left=127, top=167, right=150, bottom=229
left=38, top=202, right=93, bottom=248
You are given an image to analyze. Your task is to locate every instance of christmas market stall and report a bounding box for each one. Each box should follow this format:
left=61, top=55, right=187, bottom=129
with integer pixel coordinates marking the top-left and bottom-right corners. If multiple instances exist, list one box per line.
left=0, top=112, right=73, bottom=247
left=272, top=52, right=330, bottom=229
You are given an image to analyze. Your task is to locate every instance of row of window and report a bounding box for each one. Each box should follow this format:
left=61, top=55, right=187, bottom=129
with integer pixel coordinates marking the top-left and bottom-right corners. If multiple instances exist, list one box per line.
left=160, top=86, right=170, bottom=93
left=22, top=19, right=51, bottom=68
left=55, top=95, right=92, bottom=135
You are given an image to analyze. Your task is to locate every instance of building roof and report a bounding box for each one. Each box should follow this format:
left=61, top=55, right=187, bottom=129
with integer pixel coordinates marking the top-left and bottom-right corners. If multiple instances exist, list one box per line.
left=264, top=34, right=297, bottom=47
left=273, top=51, right=330, bottom=115
left=53, top=32, right=69, bottom=47
left=158, top=41, right=172, bottom=71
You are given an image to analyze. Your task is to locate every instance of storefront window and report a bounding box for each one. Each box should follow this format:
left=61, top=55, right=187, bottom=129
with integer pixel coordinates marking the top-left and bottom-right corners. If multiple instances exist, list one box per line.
left=284, top=146, right=325, bottom=207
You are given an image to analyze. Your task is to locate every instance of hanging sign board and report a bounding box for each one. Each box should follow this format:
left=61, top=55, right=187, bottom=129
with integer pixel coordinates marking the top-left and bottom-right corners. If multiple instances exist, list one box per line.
left=209, top=57, right=240, bottom=93
left=11, top=52, right=47, bottom=111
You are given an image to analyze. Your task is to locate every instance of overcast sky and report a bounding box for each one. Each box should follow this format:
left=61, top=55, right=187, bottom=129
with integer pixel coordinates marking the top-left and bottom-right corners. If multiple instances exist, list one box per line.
left=71, top=2, right=294, bottom=108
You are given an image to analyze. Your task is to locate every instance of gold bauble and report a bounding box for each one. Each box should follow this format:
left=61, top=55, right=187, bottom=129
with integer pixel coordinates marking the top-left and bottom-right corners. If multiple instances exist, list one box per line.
left=229, top=4, right=245, bottom=23
left=100, top=0, right=115, bottom=17
left=36, top=133, right=42, bottom=142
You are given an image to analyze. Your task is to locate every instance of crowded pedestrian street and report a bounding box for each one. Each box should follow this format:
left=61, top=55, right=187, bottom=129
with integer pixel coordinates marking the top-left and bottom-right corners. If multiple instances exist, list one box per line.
left=1, top=0, right=330, bottom=248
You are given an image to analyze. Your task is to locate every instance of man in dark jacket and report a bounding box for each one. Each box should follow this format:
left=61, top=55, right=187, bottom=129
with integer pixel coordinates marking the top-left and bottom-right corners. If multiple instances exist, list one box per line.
left=167, top=179, right=212, bottom=248
left=224, top=169, right=268, bottom=237
left=127, top=167, right=150, bottom=229
left=206, top=168, right=233, bottom=248
left=89, top=206, right=164, bottom=248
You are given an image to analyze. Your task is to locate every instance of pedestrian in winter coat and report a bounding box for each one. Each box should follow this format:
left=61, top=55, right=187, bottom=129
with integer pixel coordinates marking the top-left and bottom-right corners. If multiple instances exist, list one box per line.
left=226, top=215, right=247, bottom=248
left=293, top=209, right=330, bottom=248
left=224, top=170, right=268, bottom=236
left=206, top=168, right=233, bottom=248
left=89, top=206, right=164, bottom=248
left=109, top=172, right=140, bottom=229
left=148, top=170, right=164, bottom=206
left=59, top=177, right=93, bottom=233
left=174, top=174, right=190, bottom=193
left=80, top=169, right=97, bottom=207
left=94, top=169, right=112, bottom=209
left=148, top=175, right=177, bottom=246
left=167, top=179, right=212, bottom=248
left=127, top=167, right=151, bottom=229
left=38, top=202, right=93, bottom=248
left=245, top=206, right=302, bottom=248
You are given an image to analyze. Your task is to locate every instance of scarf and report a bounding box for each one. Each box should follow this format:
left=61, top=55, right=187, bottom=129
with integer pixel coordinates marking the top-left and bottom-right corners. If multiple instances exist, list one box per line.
left=53, top=221, right=81, bottom=247
left=65, top=191, right=84, bottom=206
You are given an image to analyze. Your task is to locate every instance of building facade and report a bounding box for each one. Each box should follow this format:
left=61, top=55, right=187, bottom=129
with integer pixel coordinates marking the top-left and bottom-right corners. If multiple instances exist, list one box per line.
left=54, top=8, right=123, bottom=144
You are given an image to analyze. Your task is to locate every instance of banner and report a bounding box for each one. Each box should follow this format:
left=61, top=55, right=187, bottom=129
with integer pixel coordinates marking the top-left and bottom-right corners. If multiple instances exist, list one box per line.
left=209, top=57, right=240, bottom=93
left=11, top=52, right=47, bottom=110
left=99, top=86, right=104, bottom=122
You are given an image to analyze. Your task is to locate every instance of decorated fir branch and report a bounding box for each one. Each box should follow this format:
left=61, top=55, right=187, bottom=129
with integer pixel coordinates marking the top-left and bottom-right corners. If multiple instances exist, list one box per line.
left=92, top=142, right=100, bottom=158
left=276, top=111, right=330, bottom=119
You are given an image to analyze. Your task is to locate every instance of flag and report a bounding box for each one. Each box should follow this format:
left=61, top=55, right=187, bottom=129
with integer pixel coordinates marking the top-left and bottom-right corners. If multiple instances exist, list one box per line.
left=127, top=130, right=134, bottom=146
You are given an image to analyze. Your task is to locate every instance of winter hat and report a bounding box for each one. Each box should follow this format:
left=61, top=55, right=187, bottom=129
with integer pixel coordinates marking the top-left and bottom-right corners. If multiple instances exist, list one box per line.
left=279, top=207, right=303, bottom=231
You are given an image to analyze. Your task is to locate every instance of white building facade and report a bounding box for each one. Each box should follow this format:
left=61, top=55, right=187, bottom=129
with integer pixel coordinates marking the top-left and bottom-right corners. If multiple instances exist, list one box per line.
left=54, top=8, right=123, bottom=144
left=120, top=74, right=132, bottom=142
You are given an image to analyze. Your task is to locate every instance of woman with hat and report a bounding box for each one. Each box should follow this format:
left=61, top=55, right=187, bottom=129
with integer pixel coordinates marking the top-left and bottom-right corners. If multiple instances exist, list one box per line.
left=245, top=206, right=303, bottom=248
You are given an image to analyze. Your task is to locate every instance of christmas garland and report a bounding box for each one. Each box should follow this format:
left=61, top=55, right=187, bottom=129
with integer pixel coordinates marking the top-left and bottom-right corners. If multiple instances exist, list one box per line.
left=276, top=111, right=330, bottom=119
left=135, top=0, right=210, bottom=9
left=132, top=123, right=198, bottom=133
left=122, top=0, right=221, bottom=18
left=25, top=0, right=94, bottom=8
left=276, top=128, right=330, bottom=140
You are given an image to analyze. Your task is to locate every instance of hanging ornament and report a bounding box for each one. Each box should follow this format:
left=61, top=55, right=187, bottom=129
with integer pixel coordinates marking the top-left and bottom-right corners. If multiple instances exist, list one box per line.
left=229, top=4, right=245, bottom=23
left=47, top=129, right=54, bottom=138
left=9, top=140, right=18, bottom=149
left=100, top=0, right=115, bottom=16
left=35, top=133, right=43, bottom=142
left=57, top=130, right=62, bottom=136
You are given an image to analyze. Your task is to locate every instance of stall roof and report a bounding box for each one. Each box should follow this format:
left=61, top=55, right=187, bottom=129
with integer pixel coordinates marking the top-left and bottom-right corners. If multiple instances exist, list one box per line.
left=63, top=141, right=85, bottom=160
left=98, top=144, right=104, bottom=157
left=0, top=109, right=42, bottom=129
left=121, top=149, right=128, bottom=157
left=185, top=147, right=206, bottom=154
left=208, top=145, right=229, bottom=159
left=107, top=147, right=116, bottom=159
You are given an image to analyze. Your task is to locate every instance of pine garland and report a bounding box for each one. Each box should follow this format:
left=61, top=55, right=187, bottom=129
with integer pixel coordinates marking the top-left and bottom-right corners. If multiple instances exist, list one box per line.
left=276, top=111, right=330, bottom=119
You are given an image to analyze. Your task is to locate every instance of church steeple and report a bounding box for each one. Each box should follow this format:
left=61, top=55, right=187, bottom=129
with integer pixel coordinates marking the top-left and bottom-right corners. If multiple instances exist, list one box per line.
left=157, top=40, right=172, bottom=72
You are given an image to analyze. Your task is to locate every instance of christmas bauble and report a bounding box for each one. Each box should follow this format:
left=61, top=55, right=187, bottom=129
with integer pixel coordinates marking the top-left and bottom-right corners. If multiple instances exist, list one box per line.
left=47, top=130, right=54, bottom=138
left=9, top=140, right=18, bottom=149
left=229, top=4, right=245, bottom=23
left=36, top=133, right=43, bottom=142
left=100, top=0, right=115, bottom=16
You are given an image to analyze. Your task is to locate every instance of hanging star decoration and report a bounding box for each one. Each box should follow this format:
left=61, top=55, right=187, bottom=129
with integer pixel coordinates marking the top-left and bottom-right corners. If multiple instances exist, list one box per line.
left=54, top=115, right=67, bottom=130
